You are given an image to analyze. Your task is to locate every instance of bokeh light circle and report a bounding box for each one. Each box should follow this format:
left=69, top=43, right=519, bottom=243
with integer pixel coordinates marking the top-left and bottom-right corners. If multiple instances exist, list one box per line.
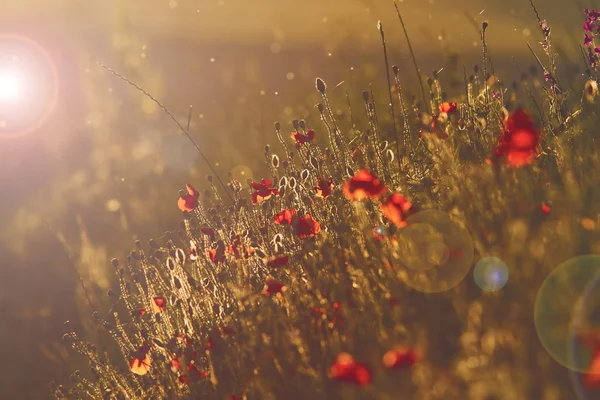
left=473, top=257, right=509, bottom=292
left=395, top=222, right=447, bottom=272
left=534, top=255, right=600, bottom=373
left=394, top=209, right=474, bottom=293
left=569, top=269, right=600, bottom=399
left=0, top=33, right=59, bottom=139
left=230, top=165, right=253, bottom=181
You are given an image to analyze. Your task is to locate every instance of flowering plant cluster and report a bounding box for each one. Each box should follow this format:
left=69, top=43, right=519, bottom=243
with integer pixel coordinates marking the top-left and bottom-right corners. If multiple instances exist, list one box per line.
left=53, top=9, right=600, bottom=400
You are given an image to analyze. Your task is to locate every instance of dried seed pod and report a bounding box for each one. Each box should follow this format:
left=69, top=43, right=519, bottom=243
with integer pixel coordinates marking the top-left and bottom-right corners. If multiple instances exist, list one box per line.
left=301, top=169, right=310, bottom=180
left=288, top=177, right=297, bottom=189
left=173, top=276, right=182, bottom=290
left=166, top=257, right=176, bottom=271
left=309, top=156, right=319, bottom=169
left=274, top=242, right=283, bottom=254
left=271, top=154, right=280, bottom=168
left=175, top=248, right=186, bottom=264
left=386, top=149, right=395, bottom=163
left=380, top=141, right=389, bottom=152
left=279, top=185, right=286, bottom=196
left=346, top=166, right=355, bottom=177
left=279, top=176, right=288, bottom=187
left=273, top=233, right=283, bottom=243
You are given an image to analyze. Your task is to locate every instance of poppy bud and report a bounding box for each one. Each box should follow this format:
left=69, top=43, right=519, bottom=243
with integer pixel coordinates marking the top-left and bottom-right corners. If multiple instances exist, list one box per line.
left=299, top=120, right=306, bottom=129
left=317, top=103, right=324, bottom=113
left=207, top=175, right=213, bottom=182
left=274, top=122, right=281, bottom=131
left=362, top=90, right=370, bottom=102
left=111, top=258, right=119, bottom=268
left=264, top=144, right=270, bottom=153
left=292, top=119, right=299, bottom=129
left=392, top=65, right=399, bottom=75
left=316, top=77, right=327, bottom=94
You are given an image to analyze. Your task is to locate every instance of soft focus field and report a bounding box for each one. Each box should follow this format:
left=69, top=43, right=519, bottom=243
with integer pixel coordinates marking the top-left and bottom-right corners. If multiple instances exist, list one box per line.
left=1, top=1, right=599, bottom=399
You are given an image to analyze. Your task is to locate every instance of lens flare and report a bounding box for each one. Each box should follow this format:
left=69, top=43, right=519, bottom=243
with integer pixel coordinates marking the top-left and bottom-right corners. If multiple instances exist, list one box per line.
left=0, top=70, right=22, bottom=101
left=394, top=209, right=474, bottom=293
left=0, top=33, right=58, bottom=139
left=534, top=255, right=600, bottom=373
left=473, top=257, right=509, bottom=292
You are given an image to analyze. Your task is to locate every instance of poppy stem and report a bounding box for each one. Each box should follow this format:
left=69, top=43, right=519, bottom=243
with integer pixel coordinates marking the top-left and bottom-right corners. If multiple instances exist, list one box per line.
left=378, top=21, right=403, bottom=174
left=393, top=0, right=427, bottom=108
left=97, top=63, right=234, bottom=204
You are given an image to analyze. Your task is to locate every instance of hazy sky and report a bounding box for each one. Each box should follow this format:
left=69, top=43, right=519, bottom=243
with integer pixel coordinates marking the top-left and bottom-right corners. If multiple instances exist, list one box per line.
left=0, top=0, right=591, bottom=53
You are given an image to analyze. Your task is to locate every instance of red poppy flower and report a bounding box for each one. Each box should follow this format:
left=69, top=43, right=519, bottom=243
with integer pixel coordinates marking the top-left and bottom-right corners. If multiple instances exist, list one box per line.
left=382, top=346, right=421, bottom=369
left=178, top=183, right=199, bottom=212
left=495, top=109, right=540, bottom=167
left=130, top=343, right=152, bottom=375
left=262, top=277, right=287, bottom=296
left=266, top=255, right=290, bottom=268
left=329, top=352, right=372, bottom=386
left=380, top=193, right=412, bottom=227
left=227, top=235, right=254, bottom=259
left=343, top=170, right=387, bottom=201
left=274, top=209, right=297, bottom=225
left=207, top=244, right=226, bottom=264
left=439, top=102, right=458, bottom=114
left=251, top=179, right=279, bottom=204
left=151, top=296, right=166, bottom=313
left=178, top=375, right=190, bottom=385
left=576, top=329, right=600, bottom=389
left=171, top=358, right=181, bottom=372
left=294, top=214, right=321, bottom=238
left=315, top=178, right=334, bottom=198
left=291, top=129, right=315, bottom=145
left=200, top=226, right=216, bottom=237
left=585, top=352, right=600, bottom=389
left=541, top=203, right=551, bottom=214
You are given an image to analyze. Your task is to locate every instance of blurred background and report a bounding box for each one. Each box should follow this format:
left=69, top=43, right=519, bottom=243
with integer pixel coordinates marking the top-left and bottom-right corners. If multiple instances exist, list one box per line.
left=0, top=0, right=592, bottom=398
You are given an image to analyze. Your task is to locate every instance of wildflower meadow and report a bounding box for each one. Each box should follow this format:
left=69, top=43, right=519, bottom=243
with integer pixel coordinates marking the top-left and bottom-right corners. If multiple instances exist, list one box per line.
left=46, top=2, right=600, bottom=400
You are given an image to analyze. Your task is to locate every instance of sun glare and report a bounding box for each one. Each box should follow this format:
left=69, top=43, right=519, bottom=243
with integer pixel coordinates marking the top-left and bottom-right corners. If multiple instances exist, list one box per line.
left=0, top=70, right=22, bottom=101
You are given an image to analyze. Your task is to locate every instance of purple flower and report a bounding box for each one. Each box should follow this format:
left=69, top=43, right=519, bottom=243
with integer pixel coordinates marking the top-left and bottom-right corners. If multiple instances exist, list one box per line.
left=586, top=8, right=600, bottom=20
